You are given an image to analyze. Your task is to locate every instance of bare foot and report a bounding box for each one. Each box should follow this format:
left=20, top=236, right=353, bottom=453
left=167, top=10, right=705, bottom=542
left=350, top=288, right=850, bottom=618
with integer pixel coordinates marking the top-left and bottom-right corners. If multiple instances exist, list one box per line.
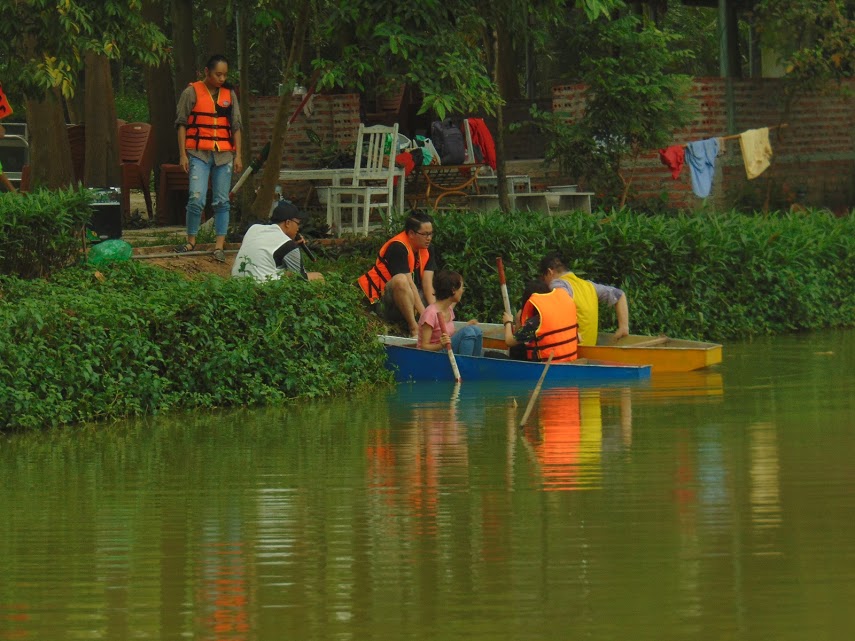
left=408, top=325, right=419, bottom=339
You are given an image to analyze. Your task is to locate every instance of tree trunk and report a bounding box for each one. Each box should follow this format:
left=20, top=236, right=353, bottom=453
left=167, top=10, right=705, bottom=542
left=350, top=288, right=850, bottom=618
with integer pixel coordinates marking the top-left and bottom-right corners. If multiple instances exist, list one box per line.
left=143, top=0, right=180, bottom=189
left=171, top=0, right=197, bottom=99
left=25, top=88, right=74, bottom=189
left=236, top=4, right=254, bottom=219
left=490, top=26, right=510, bottom=214
left=206, top=0, right=229, bottom=57
left=65, top=69, right=85, bottom=124
left=496, top=22, right=520, bottom=102
left=83, top=52, right=121, bottom=189
left=250, top=0, right=311, bottom=219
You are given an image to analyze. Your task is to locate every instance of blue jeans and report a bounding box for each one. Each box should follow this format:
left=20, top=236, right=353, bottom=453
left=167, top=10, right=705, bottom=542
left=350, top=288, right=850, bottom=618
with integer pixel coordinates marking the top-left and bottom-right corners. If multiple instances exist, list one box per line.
left=186, top=154, right=232, bottom=237
left=452, top=324, right=483, bottom=357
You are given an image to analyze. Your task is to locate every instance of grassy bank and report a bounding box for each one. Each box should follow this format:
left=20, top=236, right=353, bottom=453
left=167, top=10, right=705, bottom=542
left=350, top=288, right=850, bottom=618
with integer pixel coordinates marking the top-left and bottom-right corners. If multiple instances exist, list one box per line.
left=0, top=262, right=391, bottom=430
left=2, top=192, right=853, bottom=430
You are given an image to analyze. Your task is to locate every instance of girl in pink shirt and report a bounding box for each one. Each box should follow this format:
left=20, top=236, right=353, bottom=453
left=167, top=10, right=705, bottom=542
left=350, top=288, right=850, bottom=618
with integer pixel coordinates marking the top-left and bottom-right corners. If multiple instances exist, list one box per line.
left=417, top=270, right=482, bottom=356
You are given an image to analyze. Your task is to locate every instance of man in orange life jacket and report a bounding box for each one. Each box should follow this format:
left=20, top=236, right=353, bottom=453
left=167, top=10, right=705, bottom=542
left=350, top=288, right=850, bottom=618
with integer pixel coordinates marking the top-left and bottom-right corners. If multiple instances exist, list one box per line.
left=358, top=211, right=436, bottom=337
left=502, top=280, right=579, bottom=362
left=175, top=54, right=243, bottom=262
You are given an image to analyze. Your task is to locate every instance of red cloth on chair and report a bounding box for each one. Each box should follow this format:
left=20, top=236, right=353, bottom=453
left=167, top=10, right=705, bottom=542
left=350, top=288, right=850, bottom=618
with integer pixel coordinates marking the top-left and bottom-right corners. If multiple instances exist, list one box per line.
left=658, top=145, right=685, bottom=179
left=393, top=151, right=416, bottom=186
left=467, top=118, right=496, bottom=170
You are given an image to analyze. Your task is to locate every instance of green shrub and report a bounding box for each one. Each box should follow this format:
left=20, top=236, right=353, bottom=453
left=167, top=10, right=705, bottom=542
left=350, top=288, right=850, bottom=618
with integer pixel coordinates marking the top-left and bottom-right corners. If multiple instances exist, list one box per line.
left=0, top=188, right=92, bottom=278
left=0, top=262, right=391, bottom=430
left=115, top=92, right=149, bottom=123
left=431, top=209, right=855, bottom=341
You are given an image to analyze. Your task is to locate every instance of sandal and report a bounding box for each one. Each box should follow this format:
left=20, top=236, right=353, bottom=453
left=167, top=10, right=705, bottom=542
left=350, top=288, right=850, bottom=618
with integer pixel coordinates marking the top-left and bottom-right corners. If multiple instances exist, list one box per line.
left=212, top=248, right=226, bottom=263
left=174, top=243, right=195, bottom=254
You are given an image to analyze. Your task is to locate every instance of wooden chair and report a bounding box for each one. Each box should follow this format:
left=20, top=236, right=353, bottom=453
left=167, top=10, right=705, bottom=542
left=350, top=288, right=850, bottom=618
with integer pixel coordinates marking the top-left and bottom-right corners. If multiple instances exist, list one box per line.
left=119, top=122, right=154, bottom=219
left=326, top=123, right=399, bottom=236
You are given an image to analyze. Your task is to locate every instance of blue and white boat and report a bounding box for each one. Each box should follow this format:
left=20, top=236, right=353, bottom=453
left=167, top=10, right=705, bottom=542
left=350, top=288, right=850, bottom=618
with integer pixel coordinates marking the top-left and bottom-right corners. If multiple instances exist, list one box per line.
left=380, top=336, right=652, bottom=384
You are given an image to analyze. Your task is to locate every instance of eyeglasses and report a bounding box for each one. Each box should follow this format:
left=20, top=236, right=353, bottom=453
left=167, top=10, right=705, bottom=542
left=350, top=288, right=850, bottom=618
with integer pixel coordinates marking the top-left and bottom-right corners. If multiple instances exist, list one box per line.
left=414, top=231, right=434, bottom=238
left=287, top=219, right=301, bottom=226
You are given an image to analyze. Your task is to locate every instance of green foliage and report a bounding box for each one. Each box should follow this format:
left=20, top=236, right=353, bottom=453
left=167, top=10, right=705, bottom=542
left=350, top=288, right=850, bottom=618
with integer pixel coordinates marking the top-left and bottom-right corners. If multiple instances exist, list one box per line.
left=0, top=262, right=392, bottom=430
left=0, top=188, right=92, bottom=278
left=0, top=0, right=167, bottom=99
left=752, top=0, right=855, bottom=91
left=311, top=0, right=618, bottom=119
left=526, top=14, right=695, bottom=205
left=114, top=92, right=149, bottom=123
left=429, top=209, right=855, bottom=341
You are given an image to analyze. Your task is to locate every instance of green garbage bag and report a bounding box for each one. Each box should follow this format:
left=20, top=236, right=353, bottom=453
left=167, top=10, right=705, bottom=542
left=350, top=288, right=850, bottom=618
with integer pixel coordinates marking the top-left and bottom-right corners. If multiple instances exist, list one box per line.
left=88, top=239, right=133, bottom=265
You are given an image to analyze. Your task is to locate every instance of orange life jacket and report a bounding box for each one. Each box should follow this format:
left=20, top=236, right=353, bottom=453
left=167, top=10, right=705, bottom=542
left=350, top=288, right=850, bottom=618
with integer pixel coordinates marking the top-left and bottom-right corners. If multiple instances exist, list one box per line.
left=520, top=289, right=579, bottom=362
left=185, top=81, right=234, bottom=152
left=358, top=231, right=429, bottom=303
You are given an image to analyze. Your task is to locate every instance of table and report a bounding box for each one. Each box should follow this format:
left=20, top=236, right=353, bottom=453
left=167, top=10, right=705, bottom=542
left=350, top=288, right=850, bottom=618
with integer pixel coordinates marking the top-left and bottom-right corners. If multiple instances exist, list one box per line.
left=476, top=174, right=532, bottom=194
left=278, top=168, right=405, bottom=216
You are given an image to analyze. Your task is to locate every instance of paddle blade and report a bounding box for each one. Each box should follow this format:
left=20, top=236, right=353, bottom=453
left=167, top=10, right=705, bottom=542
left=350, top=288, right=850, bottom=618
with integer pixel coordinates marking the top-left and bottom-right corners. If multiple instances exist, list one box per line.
left=496, top=256, right=506, bottom=285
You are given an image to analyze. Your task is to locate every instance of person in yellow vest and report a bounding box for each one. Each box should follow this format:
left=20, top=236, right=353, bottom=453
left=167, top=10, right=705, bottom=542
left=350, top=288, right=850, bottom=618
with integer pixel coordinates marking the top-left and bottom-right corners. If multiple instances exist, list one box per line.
left=174, top=54, right=243, bottom=262
left=502, top=280, right=579, bottom=362
left=538, top=252, right=629, bottom=346
left=358, top=211, right=436, bottom=337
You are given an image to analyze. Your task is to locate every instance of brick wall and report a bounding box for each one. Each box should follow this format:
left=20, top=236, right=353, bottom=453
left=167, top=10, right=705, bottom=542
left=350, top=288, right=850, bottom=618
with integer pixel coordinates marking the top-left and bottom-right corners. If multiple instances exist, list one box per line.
left=552, top=78, right=855, bottom=211
left=248, top=93, right=361, bottom=169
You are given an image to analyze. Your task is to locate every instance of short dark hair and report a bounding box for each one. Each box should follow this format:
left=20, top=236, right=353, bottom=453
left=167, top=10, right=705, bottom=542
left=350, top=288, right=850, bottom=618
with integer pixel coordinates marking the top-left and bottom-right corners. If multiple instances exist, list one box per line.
left=433, top=270, right=463, bottom=300
left=520, top=279, right=551, bottom=308
left=538, top=252, right=566, bottom=277
left=404, top=211, right=433, bottom=234
left=270, top=200, right=308, bottom=223
left=205, top=54, right=229, bottom=70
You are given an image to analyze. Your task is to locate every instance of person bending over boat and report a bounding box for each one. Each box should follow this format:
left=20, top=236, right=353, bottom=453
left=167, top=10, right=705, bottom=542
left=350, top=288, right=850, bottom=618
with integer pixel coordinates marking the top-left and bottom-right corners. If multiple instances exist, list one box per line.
left=232, top=200, right=324, bottom=282
left=502, top=280, right=578, bottom=362
left=417, top=270, right=483, bottom=356
left=538, top=252, right=629, bottom=346
left=358, top=211, right=436, bottom=337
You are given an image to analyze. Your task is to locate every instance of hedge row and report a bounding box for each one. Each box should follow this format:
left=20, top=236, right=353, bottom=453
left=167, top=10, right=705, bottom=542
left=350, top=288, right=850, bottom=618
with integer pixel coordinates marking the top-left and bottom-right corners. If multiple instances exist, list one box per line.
left=0, top=188, right=92, bottom=278
left=0, top=262, right=391, bottom=430
left=427, top=208, right=855, bottom=340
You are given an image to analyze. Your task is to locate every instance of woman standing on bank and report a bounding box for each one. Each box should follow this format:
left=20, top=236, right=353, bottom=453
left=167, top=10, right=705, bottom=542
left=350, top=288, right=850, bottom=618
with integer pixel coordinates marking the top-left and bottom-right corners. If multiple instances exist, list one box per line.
left=175, top=54, right=243, bottom=262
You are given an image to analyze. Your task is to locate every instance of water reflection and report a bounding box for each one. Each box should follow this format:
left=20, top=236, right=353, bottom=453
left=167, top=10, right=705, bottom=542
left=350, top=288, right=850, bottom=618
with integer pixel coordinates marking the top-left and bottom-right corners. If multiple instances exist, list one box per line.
left=3, top=330, right=855, bottom=641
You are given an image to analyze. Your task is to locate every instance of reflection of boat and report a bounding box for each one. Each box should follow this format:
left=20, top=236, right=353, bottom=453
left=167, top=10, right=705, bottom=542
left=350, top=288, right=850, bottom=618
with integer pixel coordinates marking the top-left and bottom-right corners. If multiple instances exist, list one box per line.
left=380, top=336, right=651, bottom=384
left=471, top=322, right=722, bottom=373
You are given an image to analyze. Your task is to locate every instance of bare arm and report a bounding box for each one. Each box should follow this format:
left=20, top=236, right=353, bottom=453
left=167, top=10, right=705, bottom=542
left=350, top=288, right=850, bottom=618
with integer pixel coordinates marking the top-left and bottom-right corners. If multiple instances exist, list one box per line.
left=421, top=270, right=435, bottom=305
left=177, top=126, right=188, bottom=172
left=232, top=129, right=243, bottom=174
left=612, top=293, right=629, bottom=341
left=410, top=276, right=426, bottom=316
left=502, top=311, right=520, bottom=347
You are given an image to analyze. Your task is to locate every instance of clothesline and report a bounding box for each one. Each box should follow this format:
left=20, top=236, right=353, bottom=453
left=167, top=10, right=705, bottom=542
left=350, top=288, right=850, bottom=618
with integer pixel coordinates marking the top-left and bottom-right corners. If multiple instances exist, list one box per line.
left=719, top=123, right=788, bottom=142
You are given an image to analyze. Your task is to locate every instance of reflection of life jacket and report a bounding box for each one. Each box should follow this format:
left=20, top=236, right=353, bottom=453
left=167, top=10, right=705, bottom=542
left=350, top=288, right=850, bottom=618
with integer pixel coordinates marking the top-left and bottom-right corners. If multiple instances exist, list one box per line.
left=559, top=272, right=598, bottom=345
left=357, top=231, right=428, bottom=303
left=185, top=81, right=234, bottom=151
left=533, top=388, right=581, bottom=490
left=520, top=289, right=578, bottom=361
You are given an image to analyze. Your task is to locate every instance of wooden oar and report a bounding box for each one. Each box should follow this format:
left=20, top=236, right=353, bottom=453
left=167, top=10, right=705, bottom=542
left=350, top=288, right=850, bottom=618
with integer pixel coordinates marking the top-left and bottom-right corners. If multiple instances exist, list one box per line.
left=446, top=342, right=462, bottom=383
left=496, top=256, right=513, bottom=319
left=518, top=352, right=554, bottom=428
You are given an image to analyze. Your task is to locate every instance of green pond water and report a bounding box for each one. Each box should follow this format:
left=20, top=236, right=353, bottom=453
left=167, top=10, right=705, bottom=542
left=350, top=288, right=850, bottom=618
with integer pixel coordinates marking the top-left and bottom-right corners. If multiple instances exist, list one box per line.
left=1, top=330, right=854, bottom=640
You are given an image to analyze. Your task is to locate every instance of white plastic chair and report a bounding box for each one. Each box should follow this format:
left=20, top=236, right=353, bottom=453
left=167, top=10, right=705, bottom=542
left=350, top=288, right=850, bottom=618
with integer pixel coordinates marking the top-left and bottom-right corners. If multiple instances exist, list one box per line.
left=326, top=123, right=399, bottom=236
